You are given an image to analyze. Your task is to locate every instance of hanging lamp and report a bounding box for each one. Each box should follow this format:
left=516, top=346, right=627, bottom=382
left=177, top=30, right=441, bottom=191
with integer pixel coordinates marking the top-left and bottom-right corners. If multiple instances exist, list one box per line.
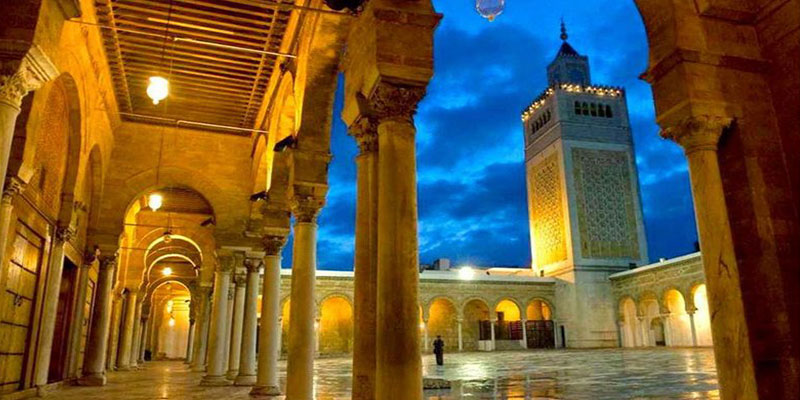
left=475, top=0, right=504, bottom=21
left=146, top=0, right=174, bottom=104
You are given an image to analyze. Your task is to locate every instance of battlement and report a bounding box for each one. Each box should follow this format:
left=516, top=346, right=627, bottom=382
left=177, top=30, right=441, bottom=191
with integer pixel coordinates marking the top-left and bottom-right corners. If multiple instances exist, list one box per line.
left=521, top=83, right=625, bottom=121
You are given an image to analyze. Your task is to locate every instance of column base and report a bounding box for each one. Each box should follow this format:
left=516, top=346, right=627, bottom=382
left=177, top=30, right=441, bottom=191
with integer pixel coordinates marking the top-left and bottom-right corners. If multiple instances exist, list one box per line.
left=77, top=373, right=107, bottom=386
left=249, top=385, right=282, bottom=397
left=226, top=370, right=239, bottom=380
left=191, top=364, right=206, bottom=372
left=116, top=365, right=131, bottom=371
left=234, top=374, right=256, bottom=386
left=200, top=375, right=231, bottom=386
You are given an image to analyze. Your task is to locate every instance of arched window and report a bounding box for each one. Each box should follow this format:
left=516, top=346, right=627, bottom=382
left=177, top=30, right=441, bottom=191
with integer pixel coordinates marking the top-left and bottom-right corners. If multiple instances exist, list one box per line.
left=574, top=101, right=581, bottom=114
left=582, top=102, right=589, bottom=115
left=606, top=105, right=613, bottom=118
left=590, top=103, right=597, bottom=116
left=598, top=104, right=606, bottom=117
left=546, top=110, right=551, bottom=121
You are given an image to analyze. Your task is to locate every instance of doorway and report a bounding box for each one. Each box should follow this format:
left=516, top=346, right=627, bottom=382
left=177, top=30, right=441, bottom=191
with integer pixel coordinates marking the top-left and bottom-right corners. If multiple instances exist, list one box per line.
left=47, top=257, right=78, bottom=383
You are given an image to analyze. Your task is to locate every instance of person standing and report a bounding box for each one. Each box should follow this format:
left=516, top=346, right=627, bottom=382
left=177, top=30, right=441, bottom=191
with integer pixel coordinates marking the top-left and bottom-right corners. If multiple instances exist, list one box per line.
left=433, top=335, right=445, bottom=366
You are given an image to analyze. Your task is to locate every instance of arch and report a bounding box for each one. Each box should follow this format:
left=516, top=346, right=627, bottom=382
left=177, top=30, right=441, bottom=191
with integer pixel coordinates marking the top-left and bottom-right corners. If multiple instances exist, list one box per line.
left=318, top=295, right=353, bottom=355
left=664, top=289, right=693, bottom=346
left=426, top=297, right=458, bottom=351
left=525, top=298, right=553, bottom=321
left=640, top=296, right=662, bottom=346
left=493, top=298, right=522, bottom=321
left=462, top=298, right=491, bottom=351
left=149, top=280, right=192, bottom=360
left=692, top=284, right=713, bottom=346
left=619, top=297, right=639, bottom=347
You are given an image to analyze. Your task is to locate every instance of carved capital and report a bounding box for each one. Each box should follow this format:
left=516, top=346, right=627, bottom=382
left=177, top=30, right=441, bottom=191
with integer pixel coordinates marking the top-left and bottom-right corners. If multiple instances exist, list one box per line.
left=369, top=82, right=426, bottom=123
left=233, top=274, right=247, bottom=287
left=291, top=195, right=324, bottom=223
left=660, top=115, right=733, bottom=154
left=0, top=46, right=58, bottom=108
left=215, top=250, right=238, bottom=273
left=2, top=177, right=26, bottom=205
left=98, top=255, right=117, bottom=270
left=262, top=233, right=288, bottom=256
left=54, top=225, right=76, bottom=243
left=349, top=115, right=379, bottom=155
left=244, top=258, right=261, bottom=273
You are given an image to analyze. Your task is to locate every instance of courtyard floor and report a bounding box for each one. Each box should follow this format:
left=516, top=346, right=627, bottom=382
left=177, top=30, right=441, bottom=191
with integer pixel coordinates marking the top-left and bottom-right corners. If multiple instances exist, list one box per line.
left=49, top=348, right=719, bottom=399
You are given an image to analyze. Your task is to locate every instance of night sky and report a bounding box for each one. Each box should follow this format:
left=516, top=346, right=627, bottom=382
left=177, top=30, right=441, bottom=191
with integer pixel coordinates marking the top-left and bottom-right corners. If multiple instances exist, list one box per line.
left=283, top=0, right=699, bottom=270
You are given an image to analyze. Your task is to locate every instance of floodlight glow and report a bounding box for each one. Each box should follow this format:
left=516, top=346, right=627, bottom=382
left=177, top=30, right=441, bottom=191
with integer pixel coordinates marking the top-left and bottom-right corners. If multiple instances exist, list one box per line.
left=458, top=266, right=476, bottom=280
left=147, top=76, right=169, bottom=105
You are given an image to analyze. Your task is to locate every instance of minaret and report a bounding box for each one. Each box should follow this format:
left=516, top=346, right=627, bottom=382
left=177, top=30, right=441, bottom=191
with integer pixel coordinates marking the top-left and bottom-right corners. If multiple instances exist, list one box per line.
left=521, top=23, right=648, bottom=348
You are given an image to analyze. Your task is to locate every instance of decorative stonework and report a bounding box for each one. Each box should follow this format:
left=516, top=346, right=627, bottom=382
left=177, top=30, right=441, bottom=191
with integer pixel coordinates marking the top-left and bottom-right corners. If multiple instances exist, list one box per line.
left=660, top=115, right=733, bottom=154
left=291, top=195, right=324, bottom=223
left=0, top=46, right=58, bottom=108
left=610, top=254, right=705, bottom=312
left=530, top=153, right=567, bottom=266
left=369, top=82, right=426, bottom=123
left=98, top=255, right=117, bottom=270
left=349, top=116, right=378, bottom=154
left=571, top=148, right=639, bottom=259
left=262, top=234, right=288, bottom=256
left=234, top=274, right=247, bottom=287
left=243, top=258, right=261, bottom=273
left=2, top=177, right=26, bottom=205
left=54, top=225, right=77, bottom=244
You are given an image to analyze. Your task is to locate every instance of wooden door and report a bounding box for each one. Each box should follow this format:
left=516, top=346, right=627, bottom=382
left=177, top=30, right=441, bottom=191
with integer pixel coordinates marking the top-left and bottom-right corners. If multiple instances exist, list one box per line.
left=48, top=258, right=77, bottom=383
left=76, top=277, right=95, bottom=375
left=0, top=223, right=44, bottom=394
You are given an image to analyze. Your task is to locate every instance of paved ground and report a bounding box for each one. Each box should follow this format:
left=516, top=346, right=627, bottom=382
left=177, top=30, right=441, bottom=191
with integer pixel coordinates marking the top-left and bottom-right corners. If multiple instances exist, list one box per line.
left=50, top=348, right=719, bottom=399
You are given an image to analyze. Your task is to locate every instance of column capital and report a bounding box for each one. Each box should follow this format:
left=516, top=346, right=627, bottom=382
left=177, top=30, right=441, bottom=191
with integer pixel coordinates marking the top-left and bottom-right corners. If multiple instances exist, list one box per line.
left=660, top=114, right=733, bottom=154
left=233, top=273, right=247, bottom=287
left=261, top=233, right=288, bottom=256
left=0, top=45, right=58, bottom=108
left=368, top=81, right=426, bottom=123
left=243, top=258, right=262, bottom=273
left=2, top=177, right=26, bottom=204
left=54, top=225, right=76, bottom=244
left=215, top=249, right=242, bottom=273
left=686, top=305, right=698, bottom=315
left=290, top=195, right=325, bottom=223
left=349, top=114, right=379, bottom=155
left=98, top=254, right=117, bottom=270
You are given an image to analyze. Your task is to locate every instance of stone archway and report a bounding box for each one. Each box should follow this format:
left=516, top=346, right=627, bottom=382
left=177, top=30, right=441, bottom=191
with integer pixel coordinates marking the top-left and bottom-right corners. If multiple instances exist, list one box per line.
left=664, top=289, right=692, bottom=346
left=318, top=295, right=353, bottom=355
left=691, top=284, right=713, bottom=347
left=461, top=298, right=490, bottom=351
left=426, top=297, right=458, bottom=352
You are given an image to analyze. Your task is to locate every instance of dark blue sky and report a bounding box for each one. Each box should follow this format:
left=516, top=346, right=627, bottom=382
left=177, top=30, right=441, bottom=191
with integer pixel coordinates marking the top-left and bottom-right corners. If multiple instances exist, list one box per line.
left=284, top=0, right=699, bottom=270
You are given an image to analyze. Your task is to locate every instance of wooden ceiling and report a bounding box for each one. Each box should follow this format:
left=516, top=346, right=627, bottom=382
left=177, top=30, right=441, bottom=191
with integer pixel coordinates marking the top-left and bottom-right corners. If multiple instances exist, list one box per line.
left=95, top=0, right=296, bottom=135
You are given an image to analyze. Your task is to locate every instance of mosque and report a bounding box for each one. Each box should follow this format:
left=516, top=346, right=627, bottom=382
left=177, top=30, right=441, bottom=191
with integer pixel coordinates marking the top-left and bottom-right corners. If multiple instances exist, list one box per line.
left=0, top=0, right=796, bottom=399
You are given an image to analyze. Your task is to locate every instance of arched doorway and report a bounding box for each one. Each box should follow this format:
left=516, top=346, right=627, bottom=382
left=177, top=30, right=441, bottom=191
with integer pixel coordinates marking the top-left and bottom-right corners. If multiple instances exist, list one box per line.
left=150, top=281, right=191, bottom=360
left=525, top=299, right=554, bottom=349
left=318, top=296, right=353, bottom=355
left=641, top=299, right=664, bottom=346
left=462, top=299, right=490, bottom=351
left=427, top=298, right=458, bottom=352
left=664, top=289, right=692, bottom=346
left=620, top=298, right=639, bottom=347
left=692, top=285, right=713, bottom=346
left=494, top=299, right=523, bottom=349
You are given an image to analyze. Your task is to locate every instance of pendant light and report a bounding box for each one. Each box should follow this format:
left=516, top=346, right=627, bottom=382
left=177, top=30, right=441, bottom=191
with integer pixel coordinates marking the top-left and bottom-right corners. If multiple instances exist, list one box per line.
left=146, top=0, right=174, bottom=105
left=476, top=0, right=504, bottom=21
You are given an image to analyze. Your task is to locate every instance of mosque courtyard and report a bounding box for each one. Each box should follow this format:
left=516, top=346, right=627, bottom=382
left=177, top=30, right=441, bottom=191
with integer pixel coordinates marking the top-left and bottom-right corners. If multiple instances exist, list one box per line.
left=51, top=348, right=718, bottom=399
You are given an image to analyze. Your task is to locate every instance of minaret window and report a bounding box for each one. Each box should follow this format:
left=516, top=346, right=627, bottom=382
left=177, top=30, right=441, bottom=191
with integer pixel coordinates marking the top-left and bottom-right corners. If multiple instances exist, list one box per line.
left=582, top=102, right=589, bottom=115
left=590, top=103, right=597, bottom=116
left=598, top=105, right=605, bottom=117
left=606, top=105, right=613, bottom=118
left=574, top=101, right=581, bottom=114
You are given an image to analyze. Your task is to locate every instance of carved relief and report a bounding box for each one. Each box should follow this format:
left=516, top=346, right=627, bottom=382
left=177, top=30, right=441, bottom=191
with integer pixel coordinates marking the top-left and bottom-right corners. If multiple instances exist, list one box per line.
left=530, top=153, right=567, bottom=266
left=572, top=148, right=639, bottom=259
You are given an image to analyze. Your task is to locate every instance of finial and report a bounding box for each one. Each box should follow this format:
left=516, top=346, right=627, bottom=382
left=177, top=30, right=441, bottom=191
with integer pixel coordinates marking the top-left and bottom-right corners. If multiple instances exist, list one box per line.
left=560, top=18, right=568, bottom=41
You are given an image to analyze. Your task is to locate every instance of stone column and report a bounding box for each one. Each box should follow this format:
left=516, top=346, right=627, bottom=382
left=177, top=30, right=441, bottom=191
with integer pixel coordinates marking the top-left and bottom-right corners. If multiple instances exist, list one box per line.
left=0, top=178, right=24, bottom=280
left=687, top=306, right=698, bottom=347
left=107, top=291, right=125, bottom=370
left=191, top=286, right=212, bottom=371
left=78, top=256, right=117, bottom=386
left=138, top=316, right=149, bottom=364
left=661, top=314, right=672, bottom=346
left=201, top=251, right=237, bottom=385
left=349, top=117, right=379, bottom=400
left=117, top=290, right=139, bottom=370
left=34, top=226, right=75, bottom=386
left=421, top=319, right=429, bottom=352
left=285, top=198, right=322, bottom=400
left=457, top=319, right=463, bottom=351
left=235, top=258, right=260, bottom=385
left=0, top=46, right=57, bottom=196
left=490, top=319, right=497, bottom=351
left=251, top=234, right=287, bottom=397
left=662, top=115, right=757, bottom=398
left=129, top=298, right=144, bottom=368
left=314, top=317, right=321, bottom=355
left=222, top=281, right=235, bottom=373
left=372, top=83, right=427, bottom=399
left=65, top=255, right=93, bottom=379
left=186, top=319, right=196, bottom=362
left=521, top=319, right=528, bottom=349
left=226, top=274, right=246, bottom=380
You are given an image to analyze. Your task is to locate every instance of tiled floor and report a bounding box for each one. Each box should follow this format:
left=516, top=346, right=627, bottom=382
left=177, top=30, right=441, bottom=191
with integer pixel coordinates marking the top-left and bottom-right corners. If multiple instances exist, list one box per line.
left=50, top=348, right=719, bottom=399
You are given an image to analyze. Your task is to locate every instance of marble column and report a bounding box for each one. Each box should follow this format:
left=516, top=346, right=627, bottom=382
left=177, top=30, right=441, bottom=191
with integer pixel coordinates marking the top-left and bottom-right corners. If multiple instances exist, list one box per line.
left=349, top=118, right=379, bottom=400
left=285, top=198, right=321, bottom=400
left=421, top=320, right=429, bottom=352
left=129, top=299, right=144, bottom=368
left=687, top=307, right=698, bottom=347
left=222, top=282, right=235, bottom=373
left=235, top=258, right=260, bottom=385
left=226, top=274, right=247, bottom=380
left=457, top=319, right=463, bottom=351
left=662, top=115, right=757, bottom=398
left=0, top=46, right=57, bottom=196
left=138, top=316, right=149, bottom=364
left=78, top=256, right=117, bottom=386
left=33, top=226, right=75, bottom=386
left=107, top=291, right=125, bottom=370
left=521, top=319, right=528, bottom=349
left=251, top=234, right=286, bottom=397
left=65, top=256, right=93, bottom=379
left=117, top=290, right=139, bottom=370
left=191, top=286, right=212, bottom=371
left=372, top=85, right=427, bottom=399
left=186, top=319, right=196, bottom=362
left=661, top=314, right=672, bottom=346
left=200, top=251, right=236, bottom=385
left=490, top=319, right=497, bottom=351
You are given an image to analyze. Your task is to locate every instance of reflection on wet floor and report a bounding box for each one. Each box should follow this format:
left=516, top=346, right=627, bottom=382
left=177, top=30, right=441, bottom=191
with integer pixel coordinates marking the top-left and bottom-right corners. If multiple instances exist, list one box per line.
left=54, top=348, right=718, bottom=399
